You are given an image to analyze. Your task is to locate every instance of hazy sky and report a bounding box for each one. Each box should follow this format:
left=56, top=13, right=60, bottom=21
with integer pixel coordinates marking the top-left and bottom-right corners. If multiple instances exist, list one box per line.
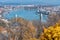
left=0, top=0, right=60, bottom=2
left=0, top=0, right=60, bottom=5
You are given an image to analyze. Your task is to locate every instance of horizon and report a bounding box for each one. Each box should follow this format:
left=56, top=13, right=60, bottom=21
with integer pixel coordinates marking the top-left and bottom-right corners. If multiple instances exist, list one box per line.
left=0, top=0, right=60, bottom=5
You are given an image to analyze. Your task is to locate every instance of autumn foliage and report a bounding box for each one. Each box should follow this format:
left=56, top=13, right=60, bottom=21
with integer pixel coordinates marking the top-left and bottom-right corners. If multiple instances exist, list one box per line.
left=1, top=17, right=60, bottom=40
left=40, top=22, right=60, bottom=40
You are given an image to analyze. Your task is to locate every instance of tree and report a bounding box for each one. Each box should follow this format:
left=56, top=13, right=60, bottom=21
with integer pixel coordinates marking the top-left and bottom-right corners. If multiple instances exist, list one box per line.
left=22, top=22, right=36, bottom=40
left=10, top=17, right=28, bottom=40
left=10, top=17, right=37, bottom=40
left=32, top=20, right=44, bottom=38
left=47, top=13, right=59, bottom=27
left=39, top=23, right=60, bottom=40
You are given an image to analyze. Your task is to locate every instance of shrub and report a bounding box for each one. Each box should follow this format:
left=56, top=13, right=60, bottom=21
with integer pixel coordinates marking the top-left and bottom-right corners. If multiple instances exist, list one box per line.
left=40, top=23, right=60, bottom=40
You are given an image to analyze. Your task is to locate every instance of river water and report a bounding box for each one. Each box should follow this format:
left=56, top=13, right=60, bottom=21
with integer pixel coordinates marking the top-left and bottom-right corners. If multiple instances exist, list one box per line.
left=3, top=7, right=47, bottom=22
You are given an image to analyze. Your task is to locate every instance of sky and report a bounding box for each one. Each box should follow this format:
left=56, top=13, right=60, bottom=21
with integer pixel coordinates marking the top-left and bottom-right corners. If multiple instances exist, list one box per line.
left=0, top=0, right=60, bottom=5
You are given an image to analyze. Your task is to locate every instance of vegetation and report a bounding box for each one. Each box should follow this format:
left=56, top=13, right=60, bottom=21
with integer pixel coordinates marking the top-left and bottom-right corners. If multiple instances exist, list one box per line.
left=40, top=22, right=60, bottom=40
left=0, top=13, right=60, bottom=40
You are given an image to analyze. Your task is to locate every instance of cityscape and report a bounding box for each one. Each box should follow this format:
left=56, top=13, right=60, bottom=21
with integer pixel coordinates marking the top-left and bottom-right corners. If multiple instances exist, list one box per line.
left=0, top=0, right=60, bottom=40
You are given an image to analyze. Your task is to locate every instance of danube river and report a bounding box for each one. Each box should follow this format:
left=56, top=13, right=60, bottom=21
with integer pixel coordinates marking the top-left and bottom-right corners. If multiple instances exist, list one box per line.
left=3, top=7, right=47, bottom=22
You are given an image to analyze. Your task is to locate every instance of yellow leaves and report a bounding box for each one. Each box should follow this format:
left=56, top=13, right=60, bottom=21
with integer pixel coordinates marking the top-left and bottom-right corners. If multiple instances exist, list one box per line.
left=40, top=23, right=60, bottom=40
left=29, top=38, right=38, bottom=40
left=52, top=33, right=57, bottom=38
left=48, top=34, right=51, bottom=38
left=48, top=26, right=54, bottom=30
left=55, top=38, right=58, bottom=40
left=43, top=27, right=47, bottom=33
